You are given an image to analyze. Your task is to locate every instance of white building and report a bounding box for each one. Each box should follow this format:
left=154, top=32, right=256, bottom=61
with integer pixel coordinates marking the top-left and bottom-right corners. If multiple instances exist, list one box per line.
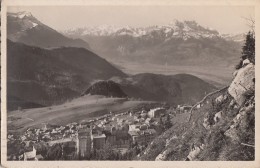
left=24, top=146, right=37, bottom=161
left=148, top=108, right=166, bottom=118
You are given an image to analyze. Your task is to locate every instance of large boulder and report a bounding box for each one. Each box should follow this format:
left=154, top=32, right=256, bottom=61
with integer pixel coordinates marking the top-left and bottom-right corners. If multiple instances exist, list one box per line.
left=228, top=63, right=254, bottom=106
left=186, top=144, right=205, bottom=161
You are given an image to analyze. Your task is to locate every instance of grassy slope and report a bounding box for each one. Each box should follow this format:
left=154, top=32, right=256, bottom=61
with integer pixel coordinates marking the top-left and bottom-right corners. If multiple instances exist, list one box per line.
left=8, top=95, right=153, bottom=133
left=139, top=87, right=254, bottom=161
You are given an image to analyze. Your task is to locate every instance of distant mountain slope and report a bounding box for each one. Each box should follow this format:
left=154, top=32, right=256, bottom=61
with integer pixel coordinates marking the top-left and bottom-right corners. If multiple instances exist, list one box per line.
left=7, top=11, right=90, bottom=49
left=7, top=95, right=45, bottom=111
left=7, top=80, right=78, bottom=111
left=106, top=73, right=216, bottom=106
left=7, top=40, right=126, bottom=110
left=63, top=20, right=241, bottom=67
left=121, top=73, right=216, bottom=105
left=84, top=80, right=127, bottom=98
left=7, top=40, right=215, bottom=110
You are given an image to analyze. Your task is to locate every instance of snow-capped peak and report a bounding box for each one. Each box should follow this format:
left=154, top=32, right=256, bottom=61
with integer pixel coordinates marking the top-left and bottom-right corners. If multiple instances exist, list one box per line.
left=221, top=33, right=246, bottom=42
left=31, top=22, right=38, bottom=28
left=64, top=20, right=222, bottom=40
left=7, top=11, right=39, bottom=31
left=8, top=11, right=33, bottom=19
left=17, top=11, right=32, bottom=18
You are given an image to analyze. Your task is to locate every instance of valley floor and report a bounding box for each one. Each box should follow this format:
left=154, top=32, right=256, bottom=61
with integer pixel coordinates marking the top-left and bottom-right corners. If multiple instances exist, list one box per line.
left=8, top=95, right=154, bottom=133
left=111, top=60, right=234, bottom=88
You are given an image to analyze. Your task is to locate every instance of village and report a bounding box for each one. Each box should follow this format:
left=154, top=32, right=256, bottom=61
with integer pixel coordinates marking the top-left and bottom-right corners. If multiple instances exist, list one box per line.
left=7, top=104, right=194, bottom=161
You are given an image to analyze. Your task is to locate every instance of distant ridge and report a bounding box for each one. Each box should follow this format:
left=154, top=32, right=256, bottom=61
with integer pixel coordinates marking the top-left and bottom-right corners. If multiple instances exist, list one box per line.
left=7, top=40, right=126, bottom=110
left=63, top=20, right=242, bottom=67
left=7, top=11, right=90, bottom=49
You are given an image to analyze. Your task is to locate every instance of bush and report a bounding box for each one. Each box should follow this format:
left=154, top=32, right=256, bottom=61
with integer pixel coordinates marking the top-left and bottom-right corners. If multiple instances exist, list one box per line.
left=235, top=59, right=243, bottom=70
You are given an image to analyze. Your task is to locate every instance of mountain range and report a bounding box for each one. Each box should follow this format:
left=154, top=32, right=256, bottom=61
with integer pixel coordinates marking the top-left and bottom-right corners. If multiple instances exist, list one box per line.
left=7, top=12, right=235, bottom=110
left=7, top=39, right=216, bottom=110
left=64, top=20, right=220, bottom=39
left=63, top=21, right=243, bottom=68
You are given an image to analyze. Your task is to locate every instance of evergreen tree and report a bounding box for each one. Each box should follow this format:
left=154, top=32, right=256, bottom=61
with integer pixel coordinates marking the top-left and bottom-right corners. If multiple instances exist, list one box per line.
left=241, top=31, right=255, bottom=64
left=46, top=144, right=62, bottom=160
left=236, top=31, right=255, bottom=69
left=159, top=116, right=163, bottom=125
left=165, top=114, right=173, bottom=129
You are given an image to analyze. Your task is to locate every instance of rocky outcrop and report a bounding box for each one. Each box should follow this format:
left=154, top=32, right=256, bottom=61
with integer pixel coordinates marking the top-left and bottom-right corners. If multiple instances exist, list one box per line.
left=215, top=95, right=228, bottom=105
left=155, top=135, right=178, bottom=161
left=186, top=144, right=205, bottom=161
left=155, top=151, right=167, bottom=161
left=228, top=63, right=255, bottom=106
left=213, top=111, right=222, bottom=123
left=224, top=96, right=255, bottom=142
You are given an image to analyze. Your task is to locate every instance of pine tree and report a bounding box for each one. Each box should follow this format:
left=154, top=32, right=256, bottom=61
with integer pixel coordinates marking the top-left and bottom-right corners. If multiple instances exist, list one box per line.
left=165, top=114, right=173, bottom=129
left=241, top=31, right=255, bottom=64
left=236, top=31, right=255, bottom=69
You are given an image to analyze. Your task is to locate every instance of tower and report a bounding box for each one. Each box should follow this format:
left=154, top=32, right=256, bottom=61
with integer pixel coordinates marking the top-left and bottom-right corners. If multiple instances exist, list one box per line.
left=76, top=128, right=92, bottom=159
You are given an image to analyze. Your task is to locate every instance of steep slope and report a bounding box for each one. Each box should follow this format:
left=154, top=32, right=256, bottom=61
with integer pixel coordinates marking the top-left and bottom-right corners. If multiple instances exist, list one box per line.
left=7, top=40, right=126, bottom=110
left=7, top=95, right=45, bottom=111
left=63, top=20, right=241, bottom=67
left=139, top=63, right=255, bottom=161
left=7, top=11, right=90, bottom=49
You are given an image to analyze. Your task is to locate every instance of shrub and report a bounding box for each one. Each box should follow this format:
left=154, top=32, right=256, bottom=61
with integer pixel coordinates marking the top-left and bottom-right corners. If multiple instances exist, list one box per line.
left=235, top=59, right=243, bottom=70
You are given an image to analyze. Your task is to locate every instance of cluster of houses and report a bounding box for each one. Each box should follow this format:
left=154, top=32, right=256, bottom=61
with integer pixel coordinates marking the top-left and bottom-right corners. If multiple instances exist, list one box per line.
left=76, top=107, right=168, bottom=158
left=8, top=106, right=171, bottom=160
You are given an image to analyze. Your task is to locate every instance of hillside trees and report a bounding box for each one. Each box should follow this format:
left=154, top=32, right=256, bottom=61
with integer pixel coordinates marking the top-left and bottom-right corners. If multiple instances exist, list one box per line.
left=236, top=17, right=255, bottom=69
left=242, top=31, right=255, bottom=64
left=236, top=31, right=255, bottom=69
left=45, top=144, right=62, bottom=160
left=165, top=114, right=173, bottom=129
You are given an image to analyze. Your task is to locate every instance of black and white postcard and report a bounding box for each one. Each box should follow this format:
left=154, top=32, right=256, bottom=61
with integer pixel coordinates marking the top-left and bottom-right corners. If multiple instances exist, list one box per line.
left=1, top=0, right=259, bottom=167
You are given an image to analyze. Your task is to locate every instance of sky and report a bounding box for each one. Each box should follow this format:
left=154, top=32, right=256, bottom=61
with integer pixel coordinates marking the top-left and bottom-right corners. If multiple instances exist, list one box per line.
left=8, top=6, right=254, bottom=34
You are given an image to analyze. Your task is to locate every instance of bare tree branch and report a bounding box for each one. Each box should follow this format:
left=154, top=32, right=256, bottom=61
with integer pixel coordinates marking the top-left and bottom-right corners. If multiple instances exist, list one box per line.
left=242, top=16, right=255, bottom=36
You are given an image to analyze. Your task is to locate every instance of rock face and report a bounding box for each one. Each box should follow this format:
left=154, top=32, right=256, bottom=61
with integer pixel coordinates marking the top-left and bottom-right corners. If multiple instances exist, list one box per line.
left=155, top=151, right=167, bottom=161
left=228, top=63, right=255, bottom=106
